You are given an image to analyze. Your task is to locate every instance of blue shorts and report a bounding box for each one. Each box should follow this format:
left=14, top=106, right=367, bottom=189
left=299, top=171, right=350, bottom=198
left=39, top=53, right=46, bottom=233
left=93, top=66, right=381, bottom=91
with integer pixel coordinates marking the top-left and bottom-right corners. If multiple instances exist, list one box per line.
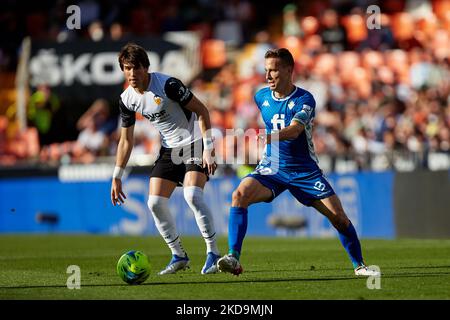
left=246, top=167, right=335, bottom=206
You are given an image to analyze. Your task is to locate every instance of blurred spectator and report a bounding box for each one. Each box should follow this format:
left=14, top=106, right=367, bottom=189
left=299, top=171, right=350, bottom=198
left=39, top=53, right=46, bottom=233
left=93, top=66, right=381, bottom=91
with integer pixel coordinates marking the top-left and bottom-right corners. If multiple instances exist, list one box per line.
left=0, top=115, right=39, bottom=165
left=27, top=84, right=61, bottom=146
left=110, top=22, right=126, bottom=41
left=359, top=13, right=396, bottom=51
left=71, top=115, right=109, bottom=163
left=88, top=21, right=104, bottom=42
left=282, top=4, right=302, bottom=38
left=71, top=98, right=118, bottom=163
left=319, top=9, right=347, bottom=53
left=341, top=8, right=368, bottom=50
left=76, top=99, right=117, bottom=136
left=300, top=16, right=319, bottom=39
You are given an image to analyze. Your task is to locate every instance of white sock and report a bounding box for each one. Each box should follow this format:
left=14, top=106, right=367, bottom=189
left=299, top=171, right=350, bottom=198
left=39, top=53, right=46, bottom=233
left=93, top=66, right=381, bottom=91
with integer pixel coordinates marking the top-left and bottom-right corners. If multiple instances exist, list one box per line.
left=147, top=195, right=186, bottom=257
left=183, top=186, right=219, bottom=255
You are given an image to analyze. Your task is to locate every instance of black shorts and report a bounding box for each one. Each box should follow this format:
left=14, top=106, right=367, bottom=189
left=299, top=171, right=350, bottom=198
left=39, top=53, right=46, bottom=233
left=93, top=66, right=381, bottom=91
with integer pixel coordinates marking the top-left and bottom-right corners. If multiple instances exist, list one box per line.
left=150, top=140, right=208, bottom=186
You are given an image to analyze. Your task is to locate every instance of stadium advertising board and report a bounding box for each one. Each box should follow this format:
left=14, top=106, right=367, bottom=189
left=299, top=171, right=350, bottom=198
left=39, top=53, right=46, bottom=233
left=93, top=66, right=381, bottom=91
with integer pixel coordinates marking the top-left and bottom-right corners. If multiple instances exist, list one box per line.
left=27, top=36, right=197, bottom=140
left=29, top=37, right=190, bottom=91
left=0, top=173, right=395, bottom=238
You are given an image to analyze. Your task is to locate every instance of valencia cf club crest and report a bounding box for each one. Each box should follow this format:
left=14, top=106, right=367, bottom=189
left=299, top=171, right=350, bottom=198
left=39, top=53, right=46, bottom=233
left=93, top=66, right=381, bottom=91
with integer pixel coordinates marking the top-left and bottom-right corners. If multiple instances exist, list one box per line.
left=154, top=95, right=162, bottom=105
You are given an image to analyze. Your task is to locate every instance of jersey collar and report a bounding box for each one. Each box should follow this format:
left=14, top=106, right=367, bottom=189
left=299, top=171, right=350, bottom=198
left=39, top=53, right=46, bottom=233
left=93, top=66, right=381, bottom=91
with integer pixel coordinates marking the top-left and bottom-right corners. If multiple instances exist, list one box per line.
left=271, top=86, right=298, bottom=101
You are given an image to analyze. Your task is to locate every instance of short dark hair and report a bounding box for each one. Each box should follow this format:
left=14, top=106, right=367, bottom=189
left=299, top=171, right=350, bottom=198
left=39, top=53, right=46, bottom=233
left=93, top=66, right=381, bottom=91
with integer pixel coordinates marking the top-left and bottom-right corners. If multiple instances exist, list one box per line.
left=118, top=42, right=150, bottom=71
left=264, top=48, right=294, bottom=68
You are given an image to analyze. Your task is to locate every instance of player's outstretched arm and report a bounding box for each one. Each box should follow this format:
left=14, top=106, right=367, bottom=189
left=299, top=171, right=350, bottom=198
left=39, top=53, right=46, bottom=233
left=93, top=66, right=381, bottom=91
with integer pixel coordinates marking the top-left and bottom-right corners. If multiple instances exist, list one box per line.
left=184, top=95, right=217, bottom=175
left=111, top=126, right=134, bottom=206
left=258, top=121, right=305, bottom=144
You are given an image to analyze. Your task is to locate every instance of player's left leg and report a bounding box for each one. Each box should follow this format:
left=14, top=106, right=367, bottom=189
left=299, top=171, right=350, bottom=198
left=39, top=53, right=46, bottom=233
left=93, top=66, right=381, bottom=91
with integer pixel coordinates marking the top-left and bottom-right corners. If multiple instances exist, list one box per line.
left=311, top=195, right=380, bottom=276
left=183, top=170, right=221, bottom=274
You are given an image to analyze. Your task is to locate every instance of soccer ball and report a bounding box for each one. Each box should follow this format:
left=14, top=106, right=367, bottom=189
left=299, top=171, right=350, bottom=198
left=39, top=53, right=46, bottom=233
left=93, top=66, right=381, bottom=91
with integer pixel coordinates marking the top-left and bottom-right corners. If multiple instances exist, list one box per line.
left=116, top=250, right=151, bottom=285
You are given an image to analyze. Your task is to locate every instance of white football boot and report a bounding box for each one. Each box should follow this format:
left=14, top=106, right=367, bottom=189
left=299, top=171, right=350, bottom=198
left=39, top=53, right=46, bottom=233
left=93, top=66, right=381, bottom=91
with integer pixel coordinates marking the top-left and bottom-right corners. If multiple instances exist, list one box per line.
left=217, top=254, right=243, bottom=276
left=158, top=254, right=190, bottom=275
left=354, top=265, right=381, bottom=276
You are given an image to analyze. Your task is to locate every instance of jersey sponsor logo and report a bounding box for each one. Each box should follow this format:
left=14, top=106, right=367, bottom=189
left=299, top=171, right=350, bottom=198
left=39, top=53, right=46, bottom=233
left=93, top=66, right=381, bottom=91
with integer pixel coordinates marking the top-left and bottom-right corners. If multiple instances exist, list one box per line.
left=270, top=114, right=285, bottom=131
left=288, top=101, right=295, bottom=109
left=262, top=100, right=270, bottom=107
left=313, top=181, right=326, bottom=191
left=143, top=109, right=168, bottom=121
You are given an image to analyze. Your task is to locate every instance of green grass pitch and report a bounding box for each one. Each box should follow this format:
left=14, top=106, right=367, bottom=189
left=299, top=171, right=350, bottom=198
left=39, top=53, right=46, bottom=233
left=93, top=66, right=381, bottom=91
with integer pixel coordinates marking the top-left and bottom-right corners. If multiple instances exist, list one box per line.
left=0, top=235, right=449, bottom=300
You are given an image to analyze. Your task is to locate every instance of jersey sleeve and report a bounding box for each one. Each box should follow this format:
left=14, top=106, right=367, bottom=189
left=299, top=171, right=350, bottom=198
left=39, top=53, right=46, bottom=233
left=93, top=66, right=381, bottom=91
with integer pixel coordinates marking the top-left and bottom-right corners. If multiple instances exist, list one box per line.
left=119, top=98, right=136, bottom=127
left=164, top=77, right=193, bottom=107
left=253, top=89, right=263, bottom=110
left=291, top=94, right=316, bottom=126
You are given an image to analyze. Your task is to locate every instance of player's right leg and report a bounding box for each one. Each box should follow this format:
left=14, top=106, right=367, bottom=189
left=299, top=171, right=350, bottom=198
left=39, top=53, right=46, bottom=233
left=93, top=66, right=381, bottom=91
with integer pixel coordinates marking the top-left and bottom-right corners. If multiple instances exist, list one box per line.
left=217, top=177, right=274, bottom=276
left=147, top=177, right=190, bottom=275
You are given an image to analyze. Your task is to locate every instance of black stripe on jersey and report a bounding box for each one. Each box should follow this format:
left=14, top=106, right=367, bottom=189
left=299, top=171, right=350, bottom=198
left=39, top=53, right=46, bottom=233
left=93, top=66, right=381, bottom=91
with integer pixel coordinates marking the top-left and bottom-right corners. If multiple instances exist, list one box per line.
left=164, top=77, right=193, bottom=107
left=119, top=98, right=136, bottom=127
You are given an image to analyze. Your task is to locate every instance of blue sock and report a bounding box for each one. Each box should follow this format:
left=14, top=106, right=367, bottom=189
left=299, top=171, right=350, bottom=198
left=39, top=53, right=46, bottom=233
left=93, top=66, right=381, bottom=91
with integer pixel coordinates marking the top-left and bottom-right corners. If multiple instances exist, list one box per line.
left=228, top=207, right=248, bottom=260
left=337, top=221, right=364, bottom=269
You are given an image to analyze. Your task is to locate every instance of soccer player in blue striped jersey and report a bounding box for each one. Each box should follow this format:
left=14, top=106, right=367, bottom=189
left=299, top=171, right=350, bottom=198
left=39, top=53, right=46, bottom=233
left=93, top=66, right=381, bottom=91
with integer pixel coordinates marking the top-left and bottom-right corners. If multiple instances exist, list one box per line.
left=217, top=48, right=379, bottom=277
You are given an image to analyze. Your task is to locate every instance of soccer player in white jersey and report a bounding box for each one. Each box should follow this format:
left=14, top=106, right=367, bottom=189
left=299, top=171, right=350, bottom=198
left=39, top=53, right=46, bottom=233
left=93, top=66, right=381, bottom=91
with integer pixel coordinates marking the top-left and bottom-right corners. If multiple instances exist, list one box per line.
left=111, top=43, right=220, bottom=275
left=217, top=48, right=380, bottom=277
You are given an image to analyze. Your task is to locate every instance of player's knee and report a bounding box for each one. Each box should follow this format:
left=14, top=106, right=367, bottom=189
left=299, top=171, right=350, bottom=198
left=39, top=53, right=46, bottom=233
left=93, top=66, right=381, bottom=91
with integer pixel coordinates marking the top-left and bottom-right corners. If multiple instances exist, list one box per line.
left=332, top=212, right=350, bottom=230
left=183, top=186, right=204, bottom=209
left=232, top=189, right=251, bottom=207
left=147, top=195, right=167, bottom=217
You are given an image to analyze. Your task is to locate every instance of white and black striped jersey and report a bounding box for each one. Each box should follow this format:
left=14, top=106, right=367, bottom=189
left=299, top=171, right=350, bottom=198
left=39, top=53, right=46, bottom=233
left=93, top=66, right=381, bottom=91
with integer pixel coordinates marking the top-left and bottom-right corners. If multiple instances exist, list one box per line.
left=119, top=72, right=201, bottom=148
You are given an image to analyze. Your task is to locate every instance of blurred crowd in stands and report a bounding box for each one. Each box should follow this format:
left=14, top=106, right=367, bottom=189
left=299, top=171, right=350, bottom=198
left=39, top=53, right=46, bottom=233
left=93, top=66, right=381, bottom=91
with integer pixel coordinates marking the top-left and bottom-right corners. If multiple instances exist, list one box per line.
left=0, top=0, right=449, bottom=174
